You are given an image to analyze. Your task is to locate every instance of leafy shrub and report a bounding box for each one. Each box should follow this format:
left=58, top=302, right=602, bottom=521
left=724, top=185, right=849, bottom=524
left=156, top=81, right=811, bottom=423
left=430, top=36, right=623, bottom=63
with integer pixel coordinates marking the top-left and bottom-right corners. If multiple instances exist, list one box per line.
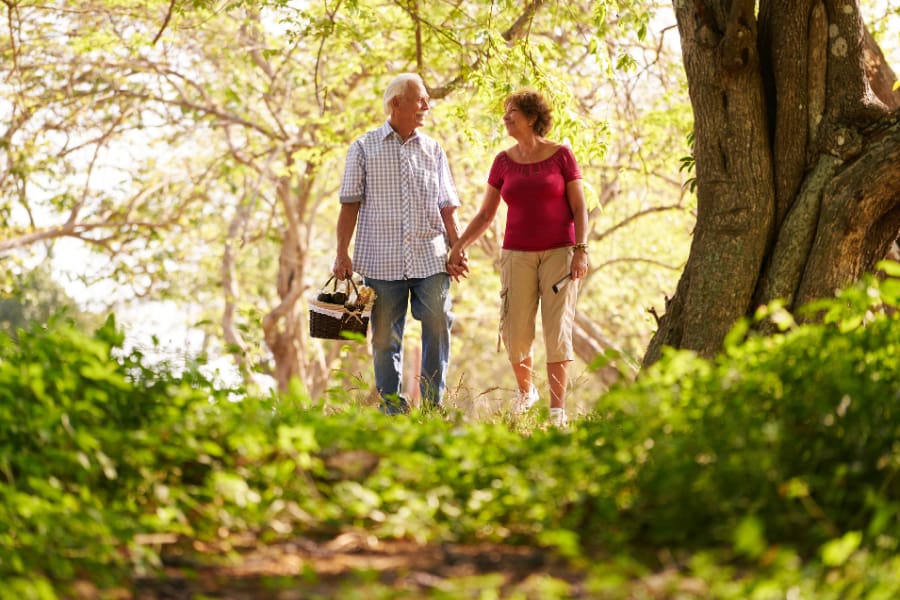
left=1, top=268, right=899, bottom=598
left=0, top=314, right=241, bottom=589
left=599, top=269, right=900, bottom=556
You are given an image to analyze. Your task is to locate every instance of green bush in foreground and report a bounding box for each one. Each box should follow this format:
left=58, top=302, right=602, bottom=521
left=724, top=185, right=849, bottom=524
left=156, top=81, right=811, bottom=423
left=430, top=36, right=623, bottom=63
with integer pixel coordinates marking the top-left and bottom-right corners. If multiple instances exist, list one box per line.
left=1, top=266, right=899, bottom=598
left=0, top=314, right=244, bottom=592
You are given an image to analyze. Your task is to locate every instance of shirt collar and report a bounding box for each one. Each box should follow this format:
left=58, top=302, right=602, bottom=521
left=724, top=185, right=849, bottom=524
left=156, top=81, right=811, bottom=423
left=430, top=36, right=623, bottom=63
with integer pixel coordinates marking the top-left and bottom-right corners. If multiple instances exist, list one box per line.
left=379, top=120, right=420, bottom=143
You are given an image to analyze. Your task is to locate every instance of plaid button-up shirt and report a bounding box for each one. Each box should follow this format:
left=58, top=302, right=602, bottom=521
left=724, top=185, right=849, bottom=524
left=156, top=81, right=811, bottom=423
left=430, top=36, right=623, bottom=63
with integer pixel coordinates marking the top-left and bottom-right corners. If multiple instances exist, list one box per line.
left=339, top=121, right=460, bottom=280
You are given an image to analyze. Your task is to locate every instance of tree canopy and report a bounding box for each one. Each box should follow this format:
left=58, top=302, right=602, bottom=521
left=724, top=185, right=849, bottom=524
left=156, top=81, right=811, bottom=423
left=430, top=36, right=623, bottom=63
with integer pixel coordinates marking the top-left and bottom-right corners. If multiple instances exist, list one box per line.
left=1, top=0, right=897, bottom=400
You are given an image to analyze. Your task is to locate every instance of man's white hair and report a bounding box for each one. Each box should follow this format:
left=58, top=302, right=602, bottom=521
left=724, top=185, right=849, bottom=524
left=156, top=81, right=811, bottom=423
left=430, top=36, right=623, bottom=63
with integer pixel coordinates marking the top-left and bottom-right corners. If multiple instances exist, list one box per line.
left=383, top=73, right=424, bottom=116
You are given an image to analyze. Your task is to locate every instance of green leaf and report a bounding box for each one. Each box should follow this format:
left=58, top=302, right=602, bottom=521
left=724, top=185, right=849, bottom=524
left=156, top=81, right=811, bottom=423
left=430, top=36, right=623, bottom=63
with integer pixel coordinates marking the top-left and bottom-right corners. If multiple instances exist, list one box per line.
left=733, top=515, right=767, bottom=558
left=821, top=531, right=862, bottom=567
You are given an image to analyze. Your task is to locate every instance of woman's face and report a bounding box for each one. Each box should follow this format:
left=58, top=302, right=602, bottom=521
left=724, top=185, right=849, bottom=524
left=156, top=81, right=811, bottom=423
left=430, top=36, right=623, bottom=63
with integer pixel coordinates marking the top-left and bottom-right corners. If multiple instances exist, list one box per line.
left=503, top=102, right=534, bottom=136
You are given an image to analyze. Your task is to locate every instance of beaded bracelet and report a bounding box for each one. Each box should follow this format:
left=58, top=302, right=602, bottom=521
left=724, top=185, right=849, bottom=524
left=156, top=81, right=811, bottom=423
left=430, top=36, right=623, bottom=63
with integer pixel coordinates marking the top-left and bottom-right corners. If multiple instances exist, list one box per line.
left=573, top=243, right=588, bottom=251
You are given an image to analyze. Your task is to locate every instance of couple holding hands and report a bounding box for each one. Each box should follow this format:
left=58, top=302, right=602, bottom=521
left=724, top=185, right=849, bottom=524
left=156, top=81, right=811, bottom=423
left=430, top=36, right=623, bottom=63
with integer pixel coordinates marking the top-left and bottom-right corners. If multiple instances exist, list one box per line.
left=332, top=73, right=588, bottom=427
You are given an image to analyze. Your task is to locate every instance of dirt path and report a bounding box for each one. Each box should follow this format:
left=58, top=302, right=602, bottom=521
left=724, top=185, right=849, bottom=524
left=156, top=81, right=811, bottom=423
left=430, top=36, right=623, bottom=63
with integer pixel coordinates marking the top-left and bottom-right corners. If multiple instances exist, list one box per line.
left=129, top=533, right=586, bottom=599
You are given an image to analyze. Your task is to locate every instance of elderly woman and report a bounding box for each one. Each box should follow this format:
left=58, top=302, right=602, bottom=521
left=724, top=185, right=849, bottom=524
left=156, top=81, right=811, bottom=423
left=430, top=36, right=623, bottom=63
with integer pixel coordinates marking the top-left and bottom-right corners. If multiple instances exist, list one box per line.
left=449, top=89, right=588, bottom=427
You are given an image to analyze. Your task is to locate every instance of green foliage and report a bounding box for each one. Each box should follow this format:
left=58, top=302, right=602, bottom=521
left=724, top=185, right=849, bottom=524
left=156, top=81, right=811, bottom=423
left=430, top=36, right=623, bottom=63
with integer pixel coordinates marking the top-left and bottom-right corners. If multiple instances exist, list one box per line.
left=3, top=274, right=900, bottom=596
left=604, top=269, right=900, bottom=556
left=0, top=265, right=102, bottom=340
left=679, top=130, right=697, bottom=193
left=0, top=313, right=242, bottom=590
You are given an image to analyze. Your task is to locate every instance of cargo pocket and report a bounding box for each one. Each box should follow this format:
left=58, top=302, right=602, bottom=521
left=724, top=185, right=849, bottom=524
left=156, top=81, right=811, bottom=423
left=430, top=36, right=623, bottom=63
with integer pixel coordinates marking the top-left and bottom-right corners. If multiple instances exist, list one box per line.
left=498, top=287, right=508, bottom=352
left=498, top=250, right=511, bottom=352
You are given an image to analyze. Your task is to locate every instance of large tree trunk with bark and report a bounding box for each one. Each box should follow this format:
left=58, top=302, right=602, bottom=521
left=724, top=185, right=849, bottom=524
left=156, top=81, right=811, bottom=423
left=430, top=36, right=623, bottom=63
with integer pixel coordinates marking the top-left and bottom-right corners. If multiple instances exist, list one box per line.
left=644, top=0, right=900, bottom=366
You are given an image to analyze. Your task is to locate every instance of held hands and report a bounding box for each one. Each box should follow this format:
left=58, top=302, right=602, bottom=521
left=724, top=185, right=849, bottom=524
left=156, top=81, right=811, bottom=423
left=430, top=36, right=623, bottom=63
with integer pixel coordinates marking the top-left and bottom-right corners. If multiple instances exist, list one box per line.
left=334, top=249, right=469, bottom=282
left=446, top=243, right=469, bottom=282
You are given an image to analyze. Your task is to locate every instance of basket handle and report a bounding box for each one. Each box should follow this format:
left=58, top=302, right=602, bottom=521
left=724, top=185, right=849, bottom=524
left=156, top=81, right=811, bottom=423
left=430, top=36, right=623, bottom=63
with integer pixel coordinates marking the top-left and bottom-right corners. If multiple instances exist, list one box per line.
left=319, top=275, right=338, bottom=292
left=320, top=274, right=360, bottom=298
left=345, top=276, right=359, bottom=299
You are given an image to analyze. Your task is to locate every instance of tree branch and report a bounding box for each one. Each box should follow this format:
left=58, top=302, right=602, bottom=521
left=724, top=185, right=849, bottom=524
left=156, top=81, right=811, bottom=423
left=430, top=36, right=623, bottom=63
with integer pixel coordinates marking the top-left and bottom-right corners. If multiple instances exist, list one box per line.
left=862, top=25, right=900, bottom=109
left=314, top=0, right=343, bottom=112
left=592, top=203, right=688, bottom=245
left=796, top=114, right=900, bottom=307
left=822, top=0, right=891, bottom=126
left=0, top=176, right=176, bottom=254
left=2, top=0, right=19, bottom=80
left=428, top=0, right=547, bottom=99
left=152, top=0, right=177, bottom=45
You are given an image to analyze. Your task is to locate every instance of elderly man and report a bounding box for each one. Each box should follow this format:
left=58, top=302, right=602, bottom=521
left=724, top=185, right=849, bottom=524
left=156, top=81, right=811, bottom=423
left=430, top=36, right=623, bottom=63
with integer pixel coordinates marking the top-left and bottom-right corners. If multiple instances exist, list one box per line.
left=332, top=73, right=465, bottom=414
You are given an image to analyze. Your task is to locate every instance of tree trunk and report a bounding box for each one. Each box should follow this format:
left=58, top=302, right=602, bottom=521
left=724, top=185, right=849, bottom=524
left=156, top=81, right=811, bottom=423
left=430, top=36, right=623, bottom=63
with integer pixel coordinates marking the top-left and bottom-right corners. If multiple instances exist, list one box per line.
left=261, top=164, right=338, bottom=397
left=644, top=0, right=900, bottom=366
left=261, top=171, right=307, bottom=393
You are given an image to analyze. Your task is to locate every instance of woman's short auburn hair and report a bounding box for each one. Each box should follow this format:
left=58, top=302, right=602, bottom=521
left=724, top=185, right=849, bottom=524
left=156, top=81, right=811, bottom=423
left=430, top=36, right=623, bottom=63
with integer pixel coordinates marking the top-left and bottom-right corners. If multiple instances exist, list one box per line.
left=505, top=89, right=553, bottom=136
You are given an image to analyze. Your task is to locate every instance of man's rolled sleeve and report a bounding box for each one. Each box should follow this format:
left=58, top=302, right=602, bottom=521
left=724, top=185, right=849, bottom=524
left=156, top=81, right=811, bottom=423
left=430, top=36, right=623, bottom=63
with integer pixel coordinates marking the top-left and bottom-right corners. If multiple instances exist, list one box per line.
left=339, top=140, right=366, bottom=204
left=436, top=148, right=460, bottom=210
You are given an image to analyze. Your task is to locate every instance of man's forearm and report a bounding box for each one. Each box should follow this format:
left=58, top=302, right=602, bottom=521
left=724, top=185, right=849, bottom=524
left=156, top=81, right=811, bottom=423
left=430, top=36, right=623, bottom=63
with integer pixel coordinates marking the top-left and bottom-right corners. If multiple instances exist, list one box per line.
left=333, top=203, right=360, bottom=279
left=337, top=203, right=360, bottom=256
left=440, top=206, right=460, bottom=247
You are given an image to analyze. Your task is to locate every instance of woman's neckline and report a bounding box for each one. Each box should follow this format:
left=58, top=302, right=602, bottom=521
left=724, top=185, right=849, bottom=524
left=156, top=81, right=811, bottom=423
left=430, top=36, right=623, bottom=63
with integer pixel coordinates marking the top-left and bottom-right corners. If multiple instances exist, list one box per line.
left=504, top=144, right=563, bottom=165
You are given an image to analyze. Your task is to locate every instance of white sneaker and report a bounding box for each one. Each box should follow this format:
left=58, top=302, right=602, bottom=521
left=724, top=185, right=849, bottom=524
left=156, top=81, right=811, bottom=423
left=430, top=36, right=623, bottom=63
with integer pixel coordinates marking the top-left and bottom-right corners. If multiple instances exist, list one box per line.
left=511, top=385, right=539, bottom=414
left=550, top=407, right=568, bottom=428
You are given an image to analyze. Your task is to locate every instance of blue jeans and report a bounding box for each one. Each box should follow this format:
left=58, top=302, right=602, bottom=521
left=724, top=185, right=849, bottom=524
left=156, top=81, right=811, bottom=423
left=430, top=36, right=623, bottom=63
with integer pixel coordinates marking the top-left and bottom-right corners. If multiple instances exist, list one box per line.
left=365, top=273, right=453, bottom=410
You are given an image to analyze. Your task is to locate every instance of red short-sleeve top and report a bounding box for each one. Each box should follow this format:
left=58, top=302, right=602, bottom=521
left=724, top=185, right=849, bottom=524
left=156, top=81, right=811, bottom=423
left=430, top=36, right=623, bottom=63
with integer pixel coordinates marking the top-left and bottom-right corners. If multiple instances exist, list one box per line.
left=487, top=145, right=582, bottom=251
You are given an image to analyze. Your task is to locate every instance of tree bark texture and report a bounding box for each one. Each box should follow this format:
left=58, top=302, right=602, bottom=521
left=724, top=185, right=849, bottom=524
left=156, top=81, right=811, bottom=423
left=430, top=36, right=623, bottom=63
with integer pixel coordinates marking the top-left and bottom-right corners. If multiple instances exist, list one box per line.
left=262, top=162, right=339, bottom=397
left=644, top=0, right=900, bottom=366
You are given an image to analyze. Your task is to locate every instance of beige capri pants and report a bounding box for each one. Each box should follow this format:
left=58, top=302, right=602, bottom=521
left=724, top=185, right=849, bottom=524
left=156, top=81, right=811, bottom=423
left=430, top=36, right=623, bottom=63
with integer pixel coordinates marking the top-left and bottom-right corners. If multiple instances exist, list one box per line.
left=498, top=246, right=578, bottom=364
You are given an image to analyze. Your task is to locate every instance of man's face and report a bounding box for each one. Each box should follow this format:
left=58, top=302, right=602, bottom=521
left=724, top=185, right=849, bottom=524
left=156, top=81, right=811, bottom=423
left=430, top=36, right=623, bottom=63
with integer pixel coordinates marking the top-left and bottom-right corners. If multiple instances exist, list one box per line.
left=393, top=82, right=430, bottom=131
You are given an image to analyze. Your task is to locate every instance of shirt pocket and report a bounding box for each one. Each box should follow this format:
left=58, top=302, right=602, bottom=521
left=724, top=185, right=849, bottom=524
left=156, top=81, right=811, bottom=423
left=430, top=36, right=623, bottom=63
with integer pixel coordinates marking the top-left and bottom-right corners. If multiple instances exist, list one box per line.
left=410, top=167, right=443, bottom=234
left=412, top=167, right=439, bottom=204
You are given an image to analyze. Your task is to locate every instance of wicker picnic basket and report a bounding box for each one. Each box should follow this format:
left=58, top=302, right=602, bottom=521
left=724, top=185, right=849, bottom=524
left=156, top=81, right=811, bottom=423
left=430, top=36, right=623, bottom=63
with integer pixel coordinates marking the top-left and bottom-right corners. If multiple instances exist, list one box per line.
left=308, top=275, right=376, bottom=340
